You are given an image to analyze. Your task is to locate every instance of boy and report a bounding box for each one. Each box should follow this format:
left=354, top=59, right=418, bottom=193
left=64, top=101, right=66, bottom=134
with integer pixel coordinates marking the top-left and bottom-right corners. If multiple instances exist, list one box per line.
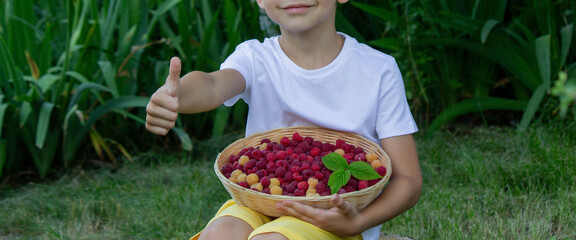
left=145, top=0, right=422, bottom=239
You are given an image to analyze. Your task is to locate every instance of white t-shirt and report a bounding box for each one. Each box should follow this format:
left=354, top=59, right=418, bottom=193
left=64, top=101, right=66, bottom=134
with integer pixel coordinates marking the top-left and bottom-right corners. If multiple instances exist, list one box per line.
left=221, top=33, right=418, bottom=240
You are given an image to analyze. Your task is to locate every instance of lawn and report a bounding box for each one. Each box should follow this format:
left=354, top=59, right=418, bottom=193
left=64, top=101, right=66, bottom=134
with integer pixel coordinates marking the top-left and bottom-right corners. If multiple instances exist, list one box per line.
left=1, top=124, right=575, bottom=240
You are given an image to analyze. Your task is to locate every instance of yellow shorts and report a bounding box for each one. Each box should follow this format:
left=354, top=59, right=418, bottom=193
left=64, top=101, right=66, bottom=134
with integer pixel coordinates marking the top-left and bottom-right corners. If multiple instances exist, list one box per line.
left=190, top=199, right=362, bottom=240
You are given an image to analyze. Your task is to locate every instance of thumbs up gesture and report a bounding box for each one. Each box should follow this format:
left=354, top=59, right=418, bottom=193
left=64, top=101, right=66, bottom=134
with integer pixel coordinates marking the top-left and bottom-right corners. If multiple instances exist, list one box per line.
left=146, top=57, right=182, bottom=135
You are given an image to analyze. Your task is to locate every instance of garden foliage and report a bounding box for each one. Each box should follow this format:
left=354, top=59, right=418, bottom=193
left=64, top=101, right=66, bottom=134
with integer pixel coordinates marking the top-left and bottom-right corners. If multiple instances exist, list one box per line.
left=0, top=0, right=574, bottom=180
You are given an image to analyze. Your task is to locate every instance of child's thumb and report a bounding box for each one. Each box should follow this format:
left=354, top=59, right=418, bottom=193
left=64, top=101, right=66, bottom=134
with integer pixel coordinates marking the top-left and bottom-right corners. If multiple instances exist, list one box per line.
left=165, top=56, right=181, bottom=97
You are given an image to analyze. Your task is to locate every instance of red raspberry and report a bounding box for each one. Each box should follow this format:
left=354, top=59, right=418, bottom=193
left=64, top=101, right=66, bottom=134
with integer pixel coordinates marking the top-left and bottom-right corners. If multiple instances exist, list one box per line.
left=298, top=153, right=307, bottom=162
left=297, top=181, right=309, bottom=191
left=294, top=147, right=304, bottom=154
left=302, top=169, right=314, bottom=180
left=292, top=132, right=303, bottom=142
left=306, top=155, right=314, bottom=162
left=280, top=137, right=291, bottom=146
left=297, top=142, right=310, bottom=152
left=238, top=181, right=249, bottom=188
left=290, top=153, right=299, bottom=160
left=261, top=138, right=271, bottom=144
left=275, top=150, right=286, bottom=160
left=315, top=182, right=329, bottom=194
left=285, top=181, right=297, bottom=193
left=376, top=166, right=387, bottom=176
left=244, top=159, right=257, bottom=170
left=313, top=171, right=324, bottom=180
left=311, top=163, right=321, bottom=172
left=343, top=153, right=354, bottom=161
left=221, top=164, right=233, bottom=175
left=262, top=188, right=271, bottom=194
left=285, top=148, right=294, bottom=155
left=304, top=137, right=314, bottom=144
left=338, top=189, right=347, bottom=194
left=354, top=153, right=366, bottom=162
left=266, top=152, right=277, bottom=162
left=292, top=173, right=303, bottom=182
left=294, top=189, right=306, bottom=196
left=251, top=150, right=263, bottom=159
left=344, top=185, right=356, bottom=193
left=284, top=172, right=293, bottom=182
left=261, top=176, right=271, bottom=188
left=369, top=179, right=380, bottom=186
left=335, top=139, right=346, bottom=148
left=358, top=180, right=370, bottom=190
left=312, top=141, right=322, bottom=148
left=321, top=143, right=333, bottom=152
left=228, top=155, right=238, bottom=164
left=290, top=140, right=299, bottom=147
left=256, top=169, right=267, bottom=179
left=275, top=166, right=287, bottom=177
left=255, top=159, right=267, bottom=169
left=301, top=162, right=311, bottom=170
left=353, top=147, right=365, bottom=155
left=310, top=147, right=321, bottom=157
left=347, top=178, right=358, bottom=189
left=290, top=166, right=302, bottom=174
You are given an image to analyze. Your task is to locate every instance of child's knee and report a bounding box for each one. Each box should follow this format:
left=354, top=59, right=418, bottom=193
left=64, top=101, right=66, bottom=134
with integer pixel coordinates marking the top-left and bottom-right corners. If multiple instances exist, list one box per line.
left=250, top=232, right=289, bottom=240
left=198, top=216, right=253, bottom=240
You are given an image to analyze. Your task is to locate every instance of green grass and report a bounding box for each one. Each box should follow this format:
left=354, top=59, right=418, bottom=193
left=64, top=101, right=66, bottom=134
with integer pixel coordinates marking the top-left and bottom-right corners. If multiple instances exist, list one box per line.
left=1, top=125, right=575, bottom=239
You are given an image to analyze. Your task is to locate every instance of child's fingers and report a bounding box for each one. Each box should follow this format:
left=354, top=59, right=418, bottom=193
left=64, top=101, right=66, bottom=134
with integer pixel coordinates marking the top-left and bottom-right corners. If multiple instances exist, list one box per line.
left=330, top=194, right=355, bottom=217
left=166, top=56, right=181, bottom=97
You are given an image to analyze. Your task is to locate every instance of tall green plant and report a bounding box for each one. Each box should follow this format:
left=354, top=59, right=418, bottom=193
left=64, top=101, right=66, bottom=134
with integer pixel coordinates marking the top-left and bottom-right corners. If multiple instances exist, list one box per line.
left=0, top=0, right=193, bottom=179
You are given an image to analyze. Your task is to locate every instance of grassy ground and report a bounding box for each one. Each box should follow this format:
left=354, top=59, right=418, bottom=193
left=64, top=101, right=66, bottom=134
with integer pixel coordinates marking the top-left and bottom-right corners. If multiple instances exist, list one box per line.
left=1, top=124, right=575, bottom=240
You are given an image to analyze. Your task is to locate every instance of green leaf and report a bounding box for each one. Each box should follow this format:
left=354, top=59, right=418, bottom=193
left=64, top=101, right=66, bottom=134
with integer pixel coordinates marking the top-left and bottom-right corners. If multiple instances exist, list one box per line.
left=481, top=19, right=499, bottom=44
left=19, top=102, right=32, bottom=128
left=0, top=103, right=9, bottom=138
left=322, top=153, right=348, bottom=171
left=348, top=161, right=383, bottom=180
left=172, top=127, right=193, bottom=152
left=35, top=102, right=55, bottom=149
left=328, top=169, right=351, bottom=195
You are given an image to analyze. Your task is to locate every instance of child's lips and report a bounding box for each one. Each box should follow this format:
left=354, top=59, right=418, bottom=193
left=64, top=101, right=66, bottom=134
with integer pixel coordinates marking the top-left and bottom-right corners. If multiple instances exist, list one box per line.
left=282, top=4, right=312, bottom=14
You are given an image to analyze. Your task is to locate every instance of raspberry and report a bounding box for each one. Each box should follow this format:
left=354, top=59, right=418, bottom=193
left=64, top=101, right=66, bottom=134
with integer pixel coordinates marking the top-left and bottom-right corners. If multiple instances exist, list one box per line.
left=292, top=132, right=303, bottom=142
left=321, top=143, right=333, bottom=152
left=244, top=159, right=256, bottom=169
left=302, top=169, right=314, bottom=180
left=297, top=142, right=310, bottom=152
left=301, top=162, right=311, bottom=170
left=369, top=179, right=380, bottom=186
left=366, top=153, right=378, bottom=163
left=298, top=153, right=307, bottom=162
left=261, top=176, right=271, bottom=187
left=255, top=169, right=267, bottom=179
left=343, top=153, right=354, bottom=161
left=230, top=169, right=243, bottom=180
left=310, top=147, right=321, bottom=157
left=312, top=141, right=322, bottom=148
left=275, top=150, right=286, bottom=160
left=310, top=163, right=321, bottom=172
left=262, top=188, right=271, bottom=194
left=307, top=178, right=319, bottom=188
left=259, top=143, right=268, bottom=151
left=376, top=166, right=387, bottom=176
left=334, top=149, right=345, bottom=156
left=335, top=139, right=346, bottom=148
left=255, top=159, right=267, bottom=169
left=228, top=154, right=238, bottom=164
left=306, top=188, right=317, bottom=195
left=285, top=182, right=297, bottom=194
left=260, top=138, right=271, bottom=144
left=251, top=150, right=263, bottom=160
left=304, top=137, right=314, bottom=144
left=358, top=180, right=370, bottom=190
left=292, top=173, right=303, bottom=182
left=237, top=173, right=247, bottom=183
left=270, top=178, right=280, bottom=187
left=246, top=173, right=259, bottom=186
left=294, top=189, right=306, bottom=196
left=354, top=153, right=366, bottom=162
left=313, top=171, right=324, bottom=180
left=338, top=189, right=347, bottom=194
left=275, top=166, right=287, bottom=177
left=275, top=160, right=288, bottom=168
left=290, top=166, right=302, bottom=174
left=251, top=183, right=264, bottom=191
left=294, top=147, right=304, bottom=154
left=347, top=178, right=358, bottom=189
left=284, top=172, right=293, bottom=182
left=344, top=185, right=355, bottom=193
left=306, top=155, right=314, bottom=162
left=315, top=182, right=329, bottom=194
left=266, top=152, right=277, bottom=162
left=239, top=155, right=249, bottom=166
left=371, top=160, right=383, bottom=169
left=280, top=136, right=291, bottom=146
left=270, top=186, right=283, bottom=195
left=238, top=181, right=249, bottom=188
left=221, top=164, right=233, bottom=175
left=353, top=147, right=365, bottom=155
left=297, top=181, right=309, bottom=191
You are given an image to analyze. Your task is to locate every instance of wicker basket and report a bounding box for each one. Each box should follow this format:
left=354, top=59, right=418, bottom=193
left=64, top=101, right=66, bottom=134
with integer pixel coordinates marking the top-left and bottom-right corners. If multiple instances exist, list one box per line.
left=214, top=126, right=392, bottom=217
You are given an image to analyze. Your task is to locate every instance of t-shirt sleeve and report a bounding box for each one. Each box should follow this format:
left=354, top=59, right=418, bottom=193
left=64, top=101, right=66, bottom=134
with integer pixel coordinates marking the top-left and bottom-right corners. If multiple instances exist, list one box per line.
left=375, top=59, right=419, bottom=139
left=220, top=41, right=255, bottom=106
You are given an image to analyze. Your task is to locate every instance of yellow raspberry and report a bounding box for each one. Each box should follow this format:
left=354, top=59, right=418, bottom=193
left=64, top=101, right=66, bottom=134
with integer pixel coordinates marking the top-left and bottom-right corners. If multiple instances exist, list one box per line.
left=371, top=160, right=383, bottom=169
left=306, top=188, right=317, bottom=194
left=270, top=186, right=283, bottom=195
left=251, top=183, right=263, bottom=191
left=260, top=143, right=268, bottom=150
left=228, top=177, right=238, bottom=183
left=306, top=191, right=320, bottom=197
left=246, top=173, right=259, bottom=186
left=230, top=169, right=243, bottom=179
left=239, top=155, right=250, bottom=166
left=366, top=153, right=379, bottom=163
left=334, top=149, right=345, bottom=156
left=307, top=178, right=319, bottom=188
left=237, top=173, right=247, bottom=183
left=270, top=178, right=280, bottom=187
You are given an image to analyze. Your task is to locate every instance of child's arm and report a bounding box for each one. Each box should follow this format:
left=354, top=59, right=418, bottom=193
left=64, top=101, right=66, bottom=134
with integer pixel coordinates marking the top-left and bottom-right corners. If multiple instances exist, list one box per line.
left=145, top=57, right=246, bottom=135
left=275, top=134, right=422, bottom=236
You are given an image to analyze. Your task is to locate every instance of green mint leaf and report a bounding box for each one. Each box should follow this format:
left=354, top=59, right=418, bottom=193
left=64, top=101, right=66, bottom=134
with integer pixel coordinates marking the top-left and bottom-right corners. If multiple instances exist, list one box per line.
left=348, top=161, right=383, bottom=180
left=328, top=169, right=351, bottom=194
left=322, top=152, right=348, bottom=171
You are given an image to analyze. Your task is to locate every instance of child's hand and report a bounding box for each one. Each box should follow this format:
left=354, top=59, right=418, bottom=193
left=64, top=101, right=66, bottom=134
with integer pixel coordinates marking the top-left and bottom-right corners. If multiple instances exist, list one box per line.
left=145, top=57, right=181, bottom=135
left=275, top=194, right=364, bottom=236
